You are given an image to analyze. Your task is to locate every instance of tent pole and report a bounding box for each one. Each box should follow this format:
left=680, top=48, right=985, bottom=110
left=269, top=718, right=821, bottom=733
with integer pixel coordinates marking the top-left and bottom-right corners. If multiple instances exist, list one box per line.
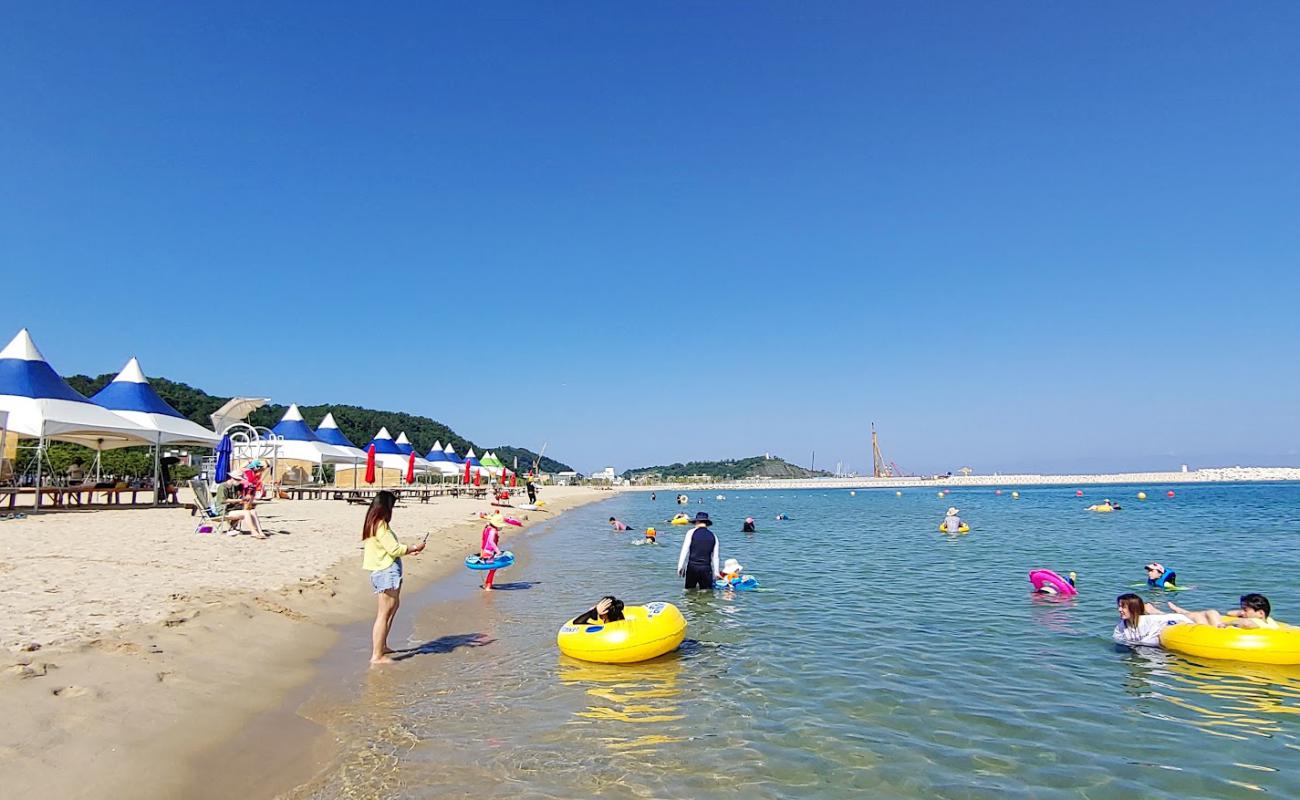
left=152, top=439, right=161, bottom=507
left=34, top=435, right=44, bottom=512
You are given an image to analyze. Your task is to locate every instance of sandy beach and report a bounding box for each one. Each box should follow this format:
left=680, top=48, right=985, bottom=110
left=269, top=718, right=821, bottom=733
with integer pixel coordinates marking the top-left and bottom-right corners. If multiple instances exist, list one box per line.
left=0, top=486, right=607, bottom=799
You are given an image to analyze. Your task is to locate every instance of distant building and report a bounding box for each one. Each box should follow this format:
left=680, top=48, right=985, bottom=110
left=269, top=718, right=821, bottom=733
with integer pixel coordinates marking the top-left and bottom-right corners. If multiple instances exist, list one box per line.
left=554, top=470, right=579, bottom=486
left=590, top=467, right=617, bottom=484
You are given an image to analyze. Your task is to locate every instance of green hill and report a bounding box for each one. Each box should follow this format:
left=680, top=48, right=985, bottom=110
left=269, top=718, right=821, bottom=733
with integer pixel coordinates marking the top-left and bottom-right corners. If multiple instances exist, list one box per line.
left=622, top=455, right=829, bottom=482
left=23, top=373, right=573, bottom=477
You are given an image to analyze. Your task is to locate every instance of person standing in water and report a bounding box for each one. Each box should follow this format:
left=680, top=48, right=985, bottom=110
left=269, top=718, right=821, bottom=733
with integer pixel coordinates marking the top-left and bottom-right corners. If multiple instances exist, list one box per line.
left=480, top=512, right=507, bottom=590
left=362, top=491, right=426, bottom=665
left=677, top=512, right=720, bottom=590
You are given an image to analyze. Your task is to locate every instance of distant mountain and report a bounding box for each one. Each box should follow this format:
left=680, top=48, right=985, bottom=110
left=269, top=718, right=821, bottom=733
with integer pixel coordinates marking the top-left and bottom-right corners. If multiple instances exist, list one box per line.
left=622, top=455, right=830, bottom=481
left=47, top=372, right=573, bottom=475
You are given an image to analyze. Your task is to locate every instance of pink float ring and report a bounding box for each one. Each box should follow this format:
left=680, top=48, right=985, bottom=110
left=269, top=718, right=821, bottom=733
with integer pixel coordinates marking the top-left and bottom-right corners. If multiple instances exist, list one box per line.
left=1029, top=569, right=1077, bottom=596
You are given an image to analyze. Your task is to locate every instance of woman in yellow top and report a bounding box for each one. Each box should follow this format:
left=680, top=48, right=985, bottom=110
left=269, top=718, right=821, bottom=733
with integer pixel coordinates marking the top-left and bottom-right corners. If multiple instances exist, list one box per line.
left=362, top=491, right=426, bottom=665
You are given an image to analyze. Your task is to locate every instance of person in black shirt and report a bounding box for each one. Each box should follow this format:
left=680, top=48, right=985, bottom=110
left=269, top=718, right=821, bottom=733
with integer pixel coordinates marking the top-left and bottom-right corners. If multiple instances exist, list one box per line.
left=677, top=512, right=720, bottom=590
left=573, top=596, right=625, bottom=625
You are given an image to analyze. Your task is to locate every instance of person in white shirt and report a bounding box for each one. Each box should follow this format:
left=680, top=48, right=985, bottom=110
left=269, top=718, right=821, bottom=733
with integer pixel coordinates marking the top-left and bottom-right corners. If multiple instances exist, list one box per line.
left=1113, top=593, right=1191, bottom=646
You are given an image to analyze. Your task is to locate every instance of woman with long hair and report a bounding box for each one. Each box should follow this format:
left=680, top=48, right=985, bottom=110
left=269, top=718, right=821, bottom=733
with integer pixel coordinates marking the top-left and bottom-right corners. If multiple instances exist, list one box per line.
left=362, top=491, right=425, bottom=665
left=1112, top=593, right=1191, bottom=646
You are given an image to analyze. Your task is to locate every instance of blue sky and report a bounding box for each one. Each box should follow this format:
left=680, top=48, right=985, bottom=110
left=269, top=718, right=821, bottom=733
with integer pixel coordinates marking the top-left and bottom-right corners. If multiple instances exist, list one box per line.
left=3, top=3, right=1298, bottom=474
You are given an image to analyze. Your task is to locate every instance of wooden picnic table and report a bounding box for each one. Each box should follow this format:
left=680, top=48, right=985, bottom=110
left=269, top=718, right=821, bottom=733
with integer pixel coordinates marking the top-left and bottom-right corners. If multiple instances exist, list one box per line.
left=0, top=485, right=179, bottom=510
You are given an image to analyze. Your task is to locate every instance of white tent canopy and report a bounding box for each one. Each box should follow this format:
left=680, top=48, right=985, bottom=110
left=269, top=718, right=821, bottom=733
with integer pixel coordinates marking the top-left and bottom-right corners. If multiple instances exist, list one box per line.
left=314, top=412, right=367, bottom=461
left=0, top=329, right=153, bottom=449
left=90, top=357, right=220, bottom=446
left=394, top=431, right=433, bottom=472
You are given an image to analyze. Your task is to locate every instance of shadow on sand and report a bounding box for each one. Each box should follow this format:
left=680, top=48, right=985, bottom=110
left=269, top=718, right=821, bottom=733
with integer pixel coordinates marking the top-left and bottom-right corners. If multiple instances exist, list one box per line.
left=486, top=581, right=541, bottom=591
left=393, top=632, right=496, bottom=660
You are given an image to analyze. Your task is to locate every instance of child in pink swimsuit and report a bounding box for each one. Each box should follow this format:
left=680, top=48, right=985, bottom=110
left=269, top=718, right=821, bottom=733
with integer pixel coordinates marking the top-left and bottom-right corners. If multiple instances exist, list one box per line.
left=480, top=514, right=504, bottom=590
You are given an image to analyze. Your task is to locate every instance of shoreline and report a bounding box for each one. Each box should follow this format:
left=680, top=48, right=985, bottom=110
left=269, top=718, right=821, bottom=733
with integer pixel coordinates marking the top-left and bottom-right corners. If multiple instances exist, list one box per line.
left=614, top=466, right=1300, bottom=492
left=0, top=486, right=608, bottom=800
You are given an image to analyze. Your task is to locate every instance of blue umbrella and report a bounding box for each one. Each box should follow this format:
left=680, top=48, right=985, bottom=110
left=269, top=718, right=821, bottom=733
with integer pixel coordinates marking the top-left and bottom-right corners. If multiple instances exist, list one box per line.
left=215, top=435, right=232, bottom=483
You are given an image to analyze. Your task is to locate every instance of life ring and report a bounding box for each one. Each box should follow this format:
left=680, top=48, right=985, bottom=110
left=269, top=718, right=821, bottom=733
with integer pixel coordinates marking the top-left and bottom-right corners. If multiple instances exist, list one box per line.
left=715, top=575, right=760, bottom=591
left=465, top=551, right=515, bottom=571
left=1029, top=569, right=1077, bottom=596
left=1161, top=623, right=1300, bottom=665
left=938, top=523, right=971, bottom=533
left=670, top=516, right=691, bottom=525
left=556, top=602, right=687, bottom=664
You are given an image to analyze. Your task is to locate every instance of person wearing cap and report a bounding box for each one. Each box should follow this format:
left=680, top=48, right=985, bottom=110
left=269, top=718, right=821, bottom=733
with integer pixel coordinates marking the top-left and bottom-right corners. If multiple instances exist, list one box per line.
left=1144, top=562, right=1177, bottom=589
left=242, top=460, right=267, bottom=501
left=942, top=507, right=965, bottom=535
left=677, top=512, right=721, bottom=590
left=741, top=517, right=756, bottom=533
left=719, top=558, right=745, bottom=586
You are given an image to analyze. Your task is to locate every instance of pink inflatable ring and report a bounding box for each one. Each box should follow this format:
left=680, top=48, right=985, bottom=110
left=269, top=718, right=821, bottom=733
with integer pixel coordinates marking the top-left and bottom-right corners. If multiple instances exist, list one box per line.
left=1029, top=569, right=1077, bottom=596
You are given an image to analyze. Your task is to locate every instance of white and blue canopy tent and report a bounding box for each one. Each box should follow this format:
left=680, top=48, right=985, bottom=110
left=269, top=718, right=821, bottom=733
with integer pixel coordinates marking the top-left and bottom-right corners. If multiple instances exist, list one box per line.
left=424, top=439, right=459, bottom=477
left=90, top=357, right=221, bottom=503
left=313, top=412, right=367, bottom=461
left=443, top=442, right=464, bottom=467
left=91, top=358, right=220, bottom=447
left=362, top=427, right=414, bottom=483
left=238, top=404, right=354, bottom=486
left=313, top=411, right=367, bottom=488
left=0, top=329, right=155, bottom=508
left=394, top=432, right=433, bottom=475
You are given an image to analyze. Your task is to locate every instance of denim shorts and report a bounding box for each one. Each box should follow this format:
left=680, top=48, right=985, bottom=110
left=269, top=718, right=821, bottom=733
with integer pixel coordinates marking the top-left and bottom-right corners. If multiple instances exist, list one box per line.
left=370, top=559, right=403, bottom=593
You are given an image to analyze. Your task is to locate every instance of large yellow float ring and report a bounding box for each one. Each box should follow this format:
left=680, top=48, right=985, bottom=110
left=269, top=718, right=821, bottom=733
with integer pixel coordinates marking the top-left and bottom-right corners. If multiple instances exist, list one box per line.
left=1161, top=623, right=1300, bottom=666
left=557, top=602, right=687, bottom=664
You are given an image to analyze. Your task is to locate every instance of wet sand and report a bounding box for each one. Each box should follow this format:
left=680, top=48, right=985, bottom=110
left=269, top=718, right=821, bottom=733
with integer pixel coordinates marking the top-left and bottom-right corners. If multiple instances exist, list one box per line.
left=0, top=486, right=607, bottom=800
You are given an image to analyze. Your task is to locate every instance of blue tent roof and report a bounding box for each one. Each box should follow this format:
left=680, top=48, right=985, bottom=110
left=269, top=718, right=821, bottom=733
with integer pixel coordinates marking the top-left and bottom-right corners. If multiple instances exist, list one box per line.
left=394, top=441, right=415, bottom=455
left=0, top=355, right=87, bottom=402
left=90, top=358, right=185, bottom=417
left=425, top=447, right=449, bottom=462
left=269, top=405, right=322, bottom=442
left=365, top=428, right=406, bottom=455
left=444, top=447, right=464, bottom=464
left=314, top=412, right=360, bottom=449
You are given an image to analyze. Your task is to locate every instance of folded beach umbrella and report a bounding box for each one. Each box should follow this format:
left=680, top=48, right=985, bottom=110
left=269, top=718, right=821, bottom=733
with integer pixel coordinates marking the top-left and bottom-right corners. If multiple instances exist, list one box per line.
left=463, top=459, right=471, bottom=484
left=91, top=357, right=220, bottom=446
left=406, top=451, right=416, bottom=484
left=0, top=328, right=153, bottom=449
left=474, top=468, right=482, bottom=486
left=365, top=443, right=376, bottom=484
left=215, top=434, right=233, bottom=483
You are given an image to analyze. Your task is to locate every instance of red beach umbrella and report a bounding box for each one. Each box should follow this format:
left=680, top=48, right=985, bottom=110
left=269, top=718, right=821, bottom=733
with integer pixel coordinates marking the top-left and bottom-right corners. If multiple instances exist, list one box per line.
left=365, top=444, right=377, bottom=484
left=510, top=473, right=517, bottom=487
left=474, top=468, right=482, bottom=487
left=406, top=451, right=416, bottom=484
left=463, top=459, right=471, bottom=484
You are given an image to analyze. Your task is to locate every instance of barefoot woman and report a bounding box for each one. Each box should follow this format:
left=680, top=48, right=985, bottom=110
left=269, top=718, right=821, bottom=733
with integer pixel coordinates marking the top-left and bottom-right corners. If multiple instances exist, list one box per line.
left=362, top=491, right=426, bottom=665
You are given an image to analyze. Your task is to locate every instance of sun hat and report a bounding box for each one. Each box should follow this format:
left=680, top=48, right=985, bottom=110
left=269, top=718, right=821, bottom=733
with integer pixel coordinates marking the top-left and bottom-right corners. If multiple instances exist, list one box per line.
left=745, top=517, right=754, bottom=523
left=691, top=512, right=712, bottom=525
left=487, top=512, right=507, bottom=528
left=946, top=507, right=959, bottom=516
left=248, top=459, right=265, bottom=469
left=723, top=558, right=744, bottom=574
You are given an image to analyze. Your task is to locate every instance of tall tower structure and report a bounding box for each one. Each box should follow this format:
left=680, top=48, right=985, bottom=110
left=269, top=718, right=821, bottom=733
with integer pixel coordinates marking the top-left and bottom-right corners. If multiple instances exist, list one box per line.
left=871, top=423, right=894, bottom=478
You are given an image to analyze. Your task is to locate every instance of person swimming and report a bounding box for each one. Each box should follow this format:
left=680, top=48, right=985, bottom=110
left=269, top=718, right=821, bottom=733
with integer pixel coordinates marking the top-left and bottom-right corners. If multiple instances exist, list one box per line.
left=941, top=507, right=965, bottom=534
left=741, top=517, right=756, bottom=533
left=719, top=558, right=745, bottom=586
left=643, top=527, right=657, bottom=544
left=1144, top=562, right=1177, bottom=588
left=1166, top=593, right=1279, bottom=629
left=572, top=596, right=625, bottom=625
left=775, top=514, right=790, bottom=521
left=1113, top=593, right=1191, bottom=646
left=1036, top=571, right=1077, bottom=594
left=609, top=517, right=631, bottom=532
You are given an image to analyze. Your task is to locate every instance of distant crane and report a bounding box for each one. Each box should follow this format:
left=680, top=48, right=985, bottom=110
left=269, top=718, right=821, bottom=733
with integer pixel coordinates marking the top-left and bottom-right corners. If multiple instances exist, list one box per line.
left=871, top=424, right=896, bottom=478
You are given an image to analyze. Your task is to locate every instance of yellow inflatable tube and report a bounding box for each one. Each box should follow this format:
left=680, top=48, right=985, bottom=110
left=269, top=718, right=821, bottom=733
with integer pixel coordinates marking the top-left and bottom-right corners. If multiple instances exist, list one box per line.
left=670, top=517, right=691, bottom=525
left=1087, top=504, right=1115, bottom=513
left=938, top=523, right=971, bottom=533
left=1161, top=623, right=1300, bottom=666
left=557, top=602, right=687, bottom=664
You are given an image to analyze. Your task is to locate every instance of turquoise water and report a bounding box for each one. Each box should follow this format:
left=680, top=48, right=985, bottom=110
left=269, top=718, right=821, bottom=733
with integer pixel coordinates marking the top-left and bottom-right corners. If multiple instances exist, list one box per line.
left=294, top=484, right=1300, bottom=799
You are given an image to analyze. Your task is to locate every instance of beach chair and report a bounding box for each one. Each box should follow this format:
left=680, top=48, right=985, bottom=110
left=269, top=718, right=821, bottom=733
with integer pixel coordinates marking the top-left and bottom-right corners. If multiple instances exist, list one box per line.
left=189, top=477, right=228, bottom=534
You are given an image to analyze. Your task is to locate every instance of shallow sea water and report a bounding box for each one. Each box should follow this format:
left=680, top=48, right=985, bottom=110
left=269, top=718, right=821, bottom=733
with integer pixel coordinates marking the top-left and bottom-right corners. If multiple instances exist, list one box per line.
left=292, top=483, right=1300, bottom=799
